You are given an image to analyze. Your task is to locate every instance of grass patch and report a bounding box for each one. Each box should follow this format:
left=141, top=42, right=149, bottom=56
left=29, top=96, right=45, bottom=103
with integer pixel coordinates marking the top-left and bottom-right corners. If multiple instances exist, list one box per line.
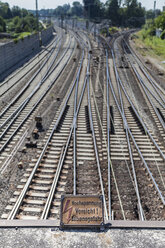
left=134, top=30, right=165, bottom=58
left=12, top=32, right=31, bottom=39
left=109, top=26, right=120, bottom=34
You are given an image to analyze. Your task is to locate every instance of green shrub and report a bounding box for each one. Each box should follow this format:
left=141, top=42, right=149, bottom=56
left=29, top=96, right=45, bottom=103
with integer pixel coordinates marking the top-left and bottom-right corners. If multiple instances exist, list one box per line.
left=0, top=16, right=6, bottom=32
left=136, top=30, right=165, bottom=57
left=109, top=26, right=119, bottom=34
left=13, top=38, right=18, bottom=43
left=160, top=30, right=165, bottom=40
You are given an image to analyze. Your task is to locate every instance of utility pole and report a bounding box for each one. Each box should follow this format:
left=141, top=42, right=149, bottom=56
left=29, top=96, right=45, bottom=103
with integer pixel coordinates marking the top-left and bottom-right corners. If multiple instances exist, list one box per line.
left=72, top=18, right=74, bottom=29
left=85, top=4, right=90, bottom=31
left=61, top=15, right=64, bottom=29
left=36, top=0, right=39, bottom=32
left=36, top=0, right=42, bottom=46
left=154, top=1, right=156, bottom=18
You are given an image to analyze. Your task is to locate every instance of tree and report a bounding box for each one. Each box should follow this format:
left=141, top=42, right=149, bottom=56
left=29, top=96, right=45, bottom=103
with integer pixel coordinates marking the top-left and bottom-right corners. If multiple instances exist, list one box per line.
left=23, top=15, right=38, bottom=31
left=0, top=16, right=6, bottom=32
left=0, top=1, right=12, bottom=19
left=106, top=0, right=120, bottom=25
left=125, top=0, right=145, bottom=27
left=54, top=6, right=64, bottom=16
left=54, top=4, right=71, bottom=17
left=155, top=11, right=165, bottom=31
left=71, top=2, right=83, bottom=17
left=146, top=9, right=155, bottom=19
left=22, top=8, right=29, bottom=17
left=12, top=16, right=22, bottom=33
left=11, top=6, right=22, bottom=17
left=105, top=0, right=145, bottom=27
left=83, top=0, right=103, bottom=20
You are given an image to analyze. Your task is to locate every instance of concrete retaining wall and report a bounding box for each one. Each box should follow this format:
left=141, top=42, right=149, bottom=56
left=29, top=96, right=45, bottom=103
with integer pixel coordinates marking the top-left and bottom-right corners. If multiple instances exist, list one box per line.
left=41, top=26, right=54, bottom=45
left=0, top=27, right=53, bottom=77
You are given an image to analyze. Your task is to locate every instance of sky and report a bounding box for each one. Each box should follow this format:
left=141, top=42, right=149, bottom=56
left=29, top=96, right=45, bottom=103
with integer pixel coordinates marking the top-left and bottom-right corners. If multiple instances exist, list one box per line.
left=1, top=0, right=165, bottom=10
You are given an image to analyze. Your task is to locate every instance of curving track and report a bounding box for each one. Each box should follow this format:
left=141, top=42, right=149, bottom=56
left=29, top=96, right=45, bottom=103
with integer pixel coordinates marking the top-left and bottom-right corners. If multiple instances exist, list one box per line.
left=0, top=27, right=164, bottom=223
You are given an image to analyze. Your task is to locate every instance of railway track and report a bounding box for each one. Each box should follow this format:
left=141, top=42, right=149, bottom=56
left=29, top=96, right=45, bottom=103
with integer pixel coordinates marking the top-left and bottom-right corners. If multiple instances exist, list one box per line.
left=1, top=33, right=109, bottom=220
left=0, top=28, right=164, bottom=222
left=0, top=33, right=58, bottom=98
left=122, top=38, right=165, bottom=135
left=0, top=32, right=78, bottom=173
left=103, top=36, right=165, bottom=220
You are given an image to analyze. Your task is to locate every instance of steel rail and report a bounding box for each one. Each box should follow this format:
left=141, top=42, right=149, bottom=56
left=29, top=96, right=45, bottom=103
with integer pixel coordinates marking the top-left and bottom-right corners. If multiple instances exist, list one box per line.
left=73, top=50, right=85, bottom=195
left=7, top=49, right=84, bottom=219
left=0, top=98, right=29, bottom=141
left=122, top=39, right=165, bottom=109
left=39, top=37, right=63, bottom=83
left=107, top=50, right=165, bottom=206
left=139, top=65, right=165, bottom=104
left=122, top=40, right=165, bottom=129
left=134, top=67, right=165, bottom=109
left=118, top=74, right=165, bottom=160
left=125, top=126, right=145, bottom=220
left=0, top=36, right=72, bottom=138
left=82, top=31, right=92, bottom=51
left=108, top=50, right=144, bottom=221
left=48, top=29, right=87, bottom=201
left=73, top=119, right=77, bottom=195
left=128, top=128, right=165, bottom=205
left=122, top=37, right=165, bottom=130
left=0, top=37, right=76, bottom=155
left=132, top=66, right=165, bottom=130
left=0, top=130, right=28, bottom=174
left=114, top=48, right=144, bottom=220
left=111, top=50, right=165, bottom=161
left=0, top=36, right=62, bottom=119
left=40, top=35, right=70, bottom=83
left=69, top=29, right=87, bottom=49
left=41, top=51, right=88, bottom=219
left=106, top=53, right=111, bottom=220
left=40, top=145, right=65, bottom=219
left=123, top=39, right=165, bottom=102
left=87, top=53, right=108, bottom=220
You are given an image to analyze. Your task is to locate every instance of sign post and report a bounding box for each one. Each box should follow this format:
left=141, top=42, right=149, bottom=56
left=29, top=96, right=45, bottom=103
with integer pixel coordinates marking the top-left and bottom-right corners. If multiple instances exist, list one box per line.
left=60, top=195, right=104, bottom=228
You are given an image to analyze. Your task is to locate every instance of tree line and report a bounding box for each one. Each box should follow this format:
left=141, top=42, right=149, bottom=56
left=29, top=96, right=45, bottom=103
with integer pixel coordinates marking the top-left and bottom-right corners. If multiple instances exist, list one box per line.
left=141, top=11, right=165, bottom=40
left=0, top=1, right=41, bottom=34
left=0, top=0, right=164, bottom=34
left=37, top=0, right=162, bottom=28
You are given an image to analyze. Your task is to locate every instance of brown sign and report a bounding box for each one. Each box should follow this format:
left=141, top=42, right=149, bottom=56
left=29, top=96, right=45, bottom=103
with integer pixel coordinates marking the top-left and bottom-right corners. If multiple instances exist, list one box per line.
left=60, top=195, right=104, bottom=228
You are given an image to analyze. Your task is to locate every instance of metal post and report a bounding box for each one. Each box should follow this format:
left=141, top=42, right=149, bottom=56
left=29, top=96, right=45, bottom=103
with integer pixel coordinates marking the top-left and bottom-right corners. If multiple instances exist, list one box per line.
left=35, top=0, right=41, bottom=46
left=61, top=15, right=63, bottom=28
left=154, top=1, right=156, bottom=19
left=72, top=18, right=74, bottom=29
left=94, top=23, right=96, bottom=40
left=36, top=0, right=39, bottom=32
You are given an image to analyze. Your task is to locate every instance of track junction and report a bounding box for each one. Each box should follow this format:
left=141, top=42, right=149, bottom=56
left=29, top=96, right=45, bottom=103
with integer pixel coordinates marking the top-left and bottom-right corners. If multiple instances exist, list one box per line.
left=0, top=24, right=164, bottom=226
